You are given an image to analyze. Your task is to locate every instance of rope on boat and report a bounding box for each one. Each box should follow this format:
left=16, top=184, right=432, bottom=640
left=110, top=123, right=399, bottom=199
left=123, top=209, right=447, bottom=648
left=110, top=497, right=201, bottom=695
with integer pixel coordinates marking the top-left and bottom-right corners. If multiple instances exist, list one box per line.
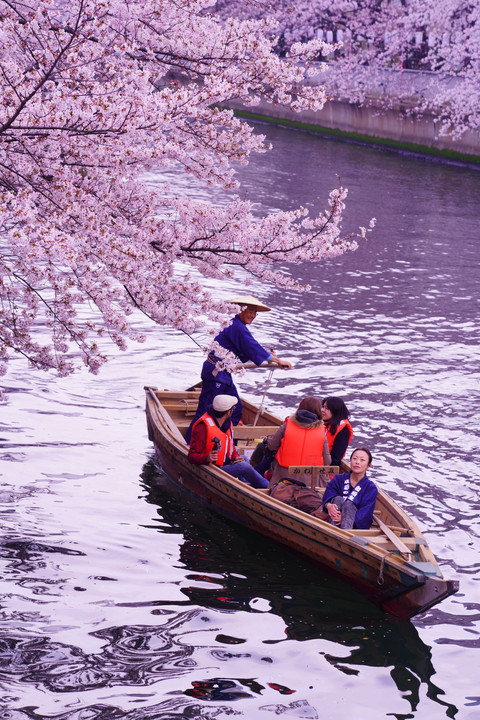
left=377, top=549, right=410, bottom=586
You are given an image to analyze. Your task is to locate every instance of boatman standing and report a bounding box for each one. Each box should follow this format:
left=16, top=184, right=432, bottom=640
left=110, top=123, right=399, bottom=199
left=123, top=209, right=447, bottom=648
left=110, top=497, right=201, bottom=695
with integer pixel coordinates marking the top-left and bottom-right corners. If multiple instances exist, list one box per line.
left=185, top=295, right=292, bottom=443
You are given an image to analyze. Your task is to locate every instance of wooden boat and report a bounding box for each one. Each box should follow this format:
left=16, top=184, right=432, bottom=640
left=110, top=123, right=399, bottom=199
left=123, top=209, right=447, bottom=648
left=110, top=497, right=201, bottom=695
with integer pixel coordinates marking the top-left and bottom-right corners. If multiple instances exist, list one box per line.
left=144, top=385, right=459, bottom=619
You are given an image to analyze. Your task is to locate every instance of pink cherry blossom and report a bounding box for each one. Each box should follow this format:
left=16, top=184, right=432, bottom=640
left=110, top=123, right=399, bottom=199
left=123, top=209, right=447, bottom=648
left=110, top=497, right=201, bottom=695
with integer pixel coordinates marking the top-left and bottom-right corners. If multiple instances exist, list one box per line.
left=216, top=0, right=480, bottom=139
left=0, top=0, right=372, bottom=376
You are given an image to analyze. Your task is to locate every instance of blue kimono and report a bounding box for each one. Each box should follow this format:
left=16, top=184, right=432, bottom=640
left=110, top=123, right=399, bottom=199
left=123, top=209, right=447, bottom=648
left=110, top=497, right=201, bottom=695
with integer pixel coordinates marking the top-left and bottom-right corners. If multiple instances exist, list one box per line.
left=185, top=315, right=271, bottom=441
left=322, top=472, right=378, bottom=529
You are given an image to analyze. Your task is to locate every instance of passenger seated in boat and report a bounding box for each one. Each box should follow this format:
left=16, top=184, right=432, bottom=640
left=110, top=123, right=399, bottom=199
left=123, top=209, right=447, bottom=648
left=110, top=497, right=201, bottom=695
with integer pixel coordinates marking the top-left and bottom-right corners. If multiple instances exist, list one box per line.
left=188, top=394, right=269, bottom=489
left=322, top=447, right=377, bottom=529
left=265, top=396, right=331, bottom=519
left=266, top=396, right=331, bottom=488
left=321, top=396, right=353, bottom=467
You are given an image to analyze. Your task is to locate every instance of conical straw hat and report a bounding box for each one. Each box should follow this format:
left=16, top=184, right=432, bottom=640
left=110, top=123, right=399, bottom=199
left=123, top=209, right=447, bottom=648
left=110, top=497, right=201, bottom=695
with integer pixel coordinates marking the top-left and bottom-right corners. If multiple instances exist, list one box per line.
left=229, top=295, right=271, bottom=311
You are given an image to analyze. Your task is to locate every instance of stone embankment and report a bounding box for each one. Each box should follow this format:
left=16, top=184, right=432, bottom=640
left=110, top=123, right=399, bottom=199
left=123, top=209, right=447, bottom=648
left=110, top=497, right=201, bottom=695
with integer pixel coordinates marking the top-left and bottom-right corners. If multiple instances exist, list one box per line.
left=228, top=68, right=480, bottom=166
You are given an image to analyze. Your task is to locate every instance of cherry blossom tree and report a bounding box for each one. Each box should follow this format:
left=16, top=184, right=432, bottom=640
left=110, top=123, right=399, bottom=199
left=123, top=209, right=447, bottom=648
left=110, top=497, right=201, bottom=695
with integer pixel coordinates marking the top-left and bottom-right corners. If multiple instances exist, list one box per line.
left=215, top=0, right=480, bottom=139
left=0, top=0, right=372, bottom=378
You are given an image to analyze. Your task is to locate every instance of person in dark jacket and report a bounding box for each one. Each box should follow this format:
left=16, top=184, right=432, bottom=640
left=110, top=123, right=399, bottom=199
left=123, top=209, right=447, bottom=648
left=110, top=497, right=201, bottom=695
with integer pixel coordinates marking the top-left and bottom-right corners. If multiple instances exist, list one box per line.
left=264, top=396, right=331, bottom=519
left=323, top=447, right=377, bottom=529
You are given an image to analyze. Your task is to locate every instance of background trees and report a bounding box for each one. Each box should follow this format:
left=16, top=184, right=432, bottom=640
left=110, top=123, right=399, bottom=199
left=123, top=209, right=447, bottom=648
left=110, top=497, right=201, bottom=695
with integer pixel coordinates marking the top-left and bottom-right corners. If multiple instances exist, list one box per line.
left=1, top=0, right=366, bottom=377
left=216, top=0, right=480, bottom=139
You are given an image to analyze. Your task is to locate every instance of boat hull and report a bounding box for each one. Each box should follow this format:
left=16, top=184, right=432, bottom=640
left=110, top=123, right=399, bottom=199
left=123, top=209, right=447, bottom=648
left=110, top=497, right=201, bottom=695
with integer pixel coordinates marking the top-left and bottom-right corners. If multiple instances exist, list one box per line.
left=145, top=388, right=459, bottom=619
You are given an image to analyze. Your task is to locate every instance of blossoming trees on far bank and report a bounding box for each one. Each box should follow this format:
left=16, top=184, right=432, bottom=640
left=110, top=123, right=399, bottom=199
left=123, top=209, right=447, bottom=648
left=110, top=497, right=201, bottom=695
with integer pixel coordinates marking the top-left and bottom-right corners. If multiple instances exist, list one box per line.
left=215, top=0, right=480, bottom=139
left=0, top=0, right=372, bottom=378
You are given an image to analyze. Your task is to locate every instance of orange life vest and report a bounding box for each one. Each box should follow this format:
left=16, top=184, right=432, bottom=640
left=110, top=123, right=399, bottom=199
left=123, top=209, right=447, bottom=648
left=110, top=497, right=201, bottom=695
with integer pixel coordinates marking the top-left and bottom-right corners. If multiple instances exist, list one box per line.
left=191, top=412, right=234, bottom=467
left=325, top=419, right=353, bottom=456
left=275, top=417, right=326, bottom=467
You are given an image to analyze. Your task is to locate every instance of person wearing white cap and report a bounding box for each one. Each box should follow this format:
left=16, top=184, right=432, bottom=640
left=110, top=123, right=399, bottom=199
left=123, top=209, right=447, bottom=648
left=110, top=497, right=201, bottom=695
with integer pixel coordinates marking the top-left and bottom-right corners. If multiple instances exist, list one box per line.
left=185, top=295, right=291, bottom=443
left=188, top=394, right=269, bottom=489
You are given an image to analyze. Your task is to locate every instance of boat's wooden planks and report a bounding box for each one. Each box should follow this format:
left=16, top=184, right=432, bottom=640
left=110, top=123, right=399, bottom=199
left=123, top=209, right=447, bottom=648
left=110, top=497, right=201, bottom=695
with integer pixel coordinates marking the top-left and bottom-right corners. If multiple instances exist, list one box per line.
left=154, top=390, right=201, bottom=399
left=289, top=464, right=340, bottom=488
left=374, top=514, right=413, bottom=555
left=233, top=425, right=280, bottom=439
left=354, top=535, right=422, bottom=549
left=158, top=401, right=198, bottom=415
left=144, top=386, right=459, bottom=617
left=146, top=388, right=186, bottom=445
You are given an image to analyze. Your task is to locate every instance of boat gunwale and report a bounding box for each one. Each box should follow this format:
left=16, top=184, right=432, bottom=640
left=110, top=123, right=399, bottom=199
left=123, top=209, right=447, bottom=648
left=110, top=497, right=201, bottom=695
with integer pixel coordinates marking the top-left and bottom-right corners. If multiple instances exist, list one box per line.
left=145, top=388, right=434, bottom=574
left=144, top=386, right=459, bottom=616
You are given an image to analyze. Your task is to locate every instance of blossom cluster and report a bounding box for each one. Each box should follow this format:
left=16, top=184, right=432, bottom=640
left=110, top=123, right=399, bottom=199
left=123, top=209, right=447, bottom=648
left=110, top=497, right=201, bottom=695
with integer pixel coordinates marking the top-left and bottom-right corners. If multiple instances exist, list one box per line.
left=0, top=0, right=368, bottom=376
left=215, top=0, right=480, bottom=139
left=207, top=339, right=246, bottom=376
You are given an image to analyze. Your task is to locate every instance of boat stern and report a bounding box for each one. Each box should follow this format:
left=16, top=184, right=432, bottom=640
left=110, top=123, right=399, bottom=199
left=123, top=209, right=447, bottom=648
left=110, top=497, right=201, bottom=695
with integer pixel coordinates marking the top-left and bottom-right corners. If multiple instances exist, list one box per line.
left=381, top=565, right=459, bottom=619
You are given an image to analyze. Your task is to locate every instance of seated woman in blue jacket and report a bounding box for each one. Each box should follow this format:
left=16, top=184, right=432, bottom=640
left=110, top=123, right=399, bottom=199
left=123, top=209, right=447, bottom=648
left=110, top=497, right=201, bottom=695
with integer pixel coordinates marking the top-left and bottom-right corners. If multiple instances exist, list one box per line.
left=322, top=447, right=377, bottom=529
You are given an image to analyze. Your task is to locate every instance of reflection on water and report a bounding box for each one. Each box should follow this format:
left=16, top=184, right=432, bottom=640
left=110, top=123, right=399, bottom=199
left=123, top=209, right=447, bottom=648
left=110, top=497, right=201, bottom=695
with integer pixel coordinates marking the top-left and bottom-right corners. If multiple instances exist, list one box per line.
left=184, top=677, right=295, bottom=701
left=1, top=122, right=479, bottom=719
left=142, top=460, right=458, bottom=718
left=0, top=613, right=199, bottom=692
left=2, top=698, right=246, bottom=720
left=0, top=456, right=458, bottom=718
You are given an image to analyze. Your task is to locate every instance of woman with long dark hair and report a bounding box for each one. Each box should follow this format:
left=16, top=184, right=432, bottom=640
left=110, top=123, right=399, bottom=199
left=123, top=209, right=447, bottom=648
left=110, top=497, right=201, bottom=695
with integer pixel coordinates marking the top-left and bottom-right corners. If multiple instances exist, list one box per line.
left=321, top=396, right=353, bottom=466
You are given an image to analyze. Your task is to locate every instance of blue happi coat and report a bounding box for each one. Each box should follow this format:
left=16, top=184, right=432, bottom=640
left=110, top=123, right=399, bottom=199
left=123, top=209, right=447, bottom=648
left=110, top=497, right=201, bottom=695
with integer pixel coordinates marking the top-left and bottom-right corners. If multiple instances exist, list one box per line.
left=185, top=315, right=271, bottom=441
left=203, top=315, right=271, bottom=383
left=322, top=472, right=378, bottom=529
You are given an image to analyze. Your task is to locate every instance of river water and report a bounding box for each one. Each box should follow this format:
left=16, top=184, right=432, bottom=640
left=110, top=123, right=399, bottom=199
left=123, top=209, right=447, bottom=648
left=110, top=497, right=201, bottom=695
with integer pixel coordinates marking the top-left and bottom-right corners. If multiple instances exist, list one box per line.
left=1, top=121, right=480, bottom=720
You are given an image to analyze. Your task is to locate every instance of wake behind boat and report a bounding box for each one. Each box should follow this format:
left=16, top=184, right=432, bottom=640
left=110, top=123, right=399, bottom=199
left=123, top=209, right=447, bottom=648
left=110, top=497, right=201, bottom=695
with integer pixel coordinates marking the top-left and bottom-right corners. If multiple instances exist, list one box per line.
left=144, top=385, right=459, bottom=619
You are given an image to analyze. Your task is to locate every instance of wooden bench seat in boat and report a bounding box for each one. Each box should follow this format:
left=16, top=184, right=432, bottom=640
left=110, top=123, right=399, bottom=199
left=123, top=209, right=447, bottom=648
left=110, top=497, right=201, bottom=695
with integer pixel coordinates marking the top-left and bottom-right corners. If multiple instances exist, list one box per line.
left=351, top=534, right=424, bottom=548
left=174, top=422, right=279, bottom=439
left=233, top=425, right=279, bottom=440
left=157, top=400, right=199, bottom=416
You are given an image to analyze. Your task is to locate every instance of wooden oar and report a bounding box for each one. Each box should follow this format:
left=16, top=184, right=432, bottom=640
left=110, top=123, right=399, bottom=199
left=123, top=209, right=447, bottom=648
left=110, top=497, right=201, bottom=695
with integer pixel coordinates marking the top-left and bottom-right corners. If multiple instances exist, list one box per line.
left=373, top=514, right=411, bottom=556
